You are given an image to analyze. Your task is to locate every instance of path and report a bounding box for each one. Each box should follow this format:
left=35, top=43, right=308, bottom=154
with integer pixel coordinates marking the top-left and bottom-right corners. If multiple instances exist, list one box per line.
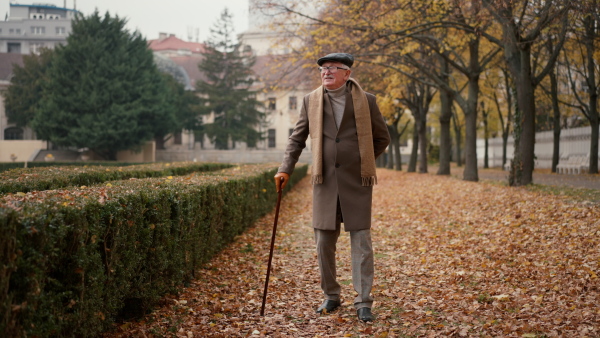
left=105, top=169, right=600, bottom=337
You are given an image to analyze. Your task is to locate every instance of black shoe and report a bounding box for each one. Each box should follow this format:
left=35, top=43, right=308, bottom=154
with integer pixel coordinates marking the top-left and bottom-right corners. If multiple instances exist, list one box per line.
left=316, top=299, right=341, bottom=314
left=357, top=307, right=375, bottom=322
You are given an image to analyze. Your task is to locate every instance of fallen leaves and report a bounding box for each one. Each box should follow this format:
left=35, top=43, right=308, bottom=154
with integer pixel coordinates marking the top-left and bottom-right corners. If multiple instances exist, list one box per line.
left=103, top=169, right=600, bottom=337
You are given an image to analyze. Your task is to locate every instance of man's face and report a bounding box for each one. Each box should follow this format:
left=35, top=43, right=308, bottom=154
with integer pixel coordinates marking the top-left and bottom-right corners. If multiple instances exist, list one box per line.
left=320, top=61, right=351, bottom=90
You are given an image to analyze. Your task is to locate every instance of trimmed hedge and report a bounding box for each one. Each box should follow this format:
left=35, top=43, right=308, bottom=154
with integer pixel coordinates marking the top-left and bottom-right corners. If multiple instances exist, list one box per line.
left=0, top=161, right=148, bottom=173
left=0, top=162, right=232, bottom=195
left=0, top=163, right=307, bottom=337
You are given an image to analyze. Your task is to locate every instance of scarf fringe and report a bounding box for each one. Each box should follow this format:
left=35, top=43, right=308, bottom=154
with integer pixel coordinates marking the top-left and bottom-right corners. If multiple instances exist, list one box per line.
left=361, top=176, right=377, bottom=187
left=312, top=174, right=323, bottom=185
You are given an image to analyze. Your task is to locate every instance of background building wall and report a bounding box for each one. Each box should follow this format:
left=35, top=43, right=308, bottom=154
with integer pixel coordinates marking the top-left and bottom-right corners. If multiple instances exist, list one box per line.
left=477, top=126, right=600, bottom=169
left=0, top=139, right=45, bottom=162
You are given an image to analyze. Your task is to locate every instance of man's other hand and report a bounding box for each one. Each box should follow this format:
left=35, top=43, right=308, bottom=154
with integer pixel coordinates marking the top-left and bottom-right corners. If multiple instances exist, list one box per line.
left=274, top=172, right=290, bottom=192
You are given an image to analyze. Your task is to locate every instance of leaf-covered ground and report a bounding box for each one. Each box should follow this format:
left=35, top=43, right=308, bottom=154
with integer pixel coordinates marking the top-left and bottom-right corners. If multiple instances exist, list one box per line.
left=104, top=169, right=599, bottom=337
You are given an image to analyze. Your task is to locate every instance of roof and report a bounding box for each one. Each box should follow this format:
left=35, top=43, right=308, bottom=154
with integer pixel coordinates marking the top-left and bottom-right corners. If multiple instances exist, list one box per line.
left=152, top=51, right=315, bottom=92
left=0, top=53, right=24, bottom=81
left=148, top=35, right=205, bottom=54
left=10, top=3, right=78, bottom=12
left=168, top=54, right=207, bottom=88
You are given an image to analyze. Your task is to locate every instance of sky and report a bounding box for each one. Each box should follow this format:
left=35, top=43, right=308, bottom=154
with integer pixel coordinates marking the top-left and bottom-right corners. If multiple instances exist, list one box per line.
left=2, top=0, right=250, bottom=42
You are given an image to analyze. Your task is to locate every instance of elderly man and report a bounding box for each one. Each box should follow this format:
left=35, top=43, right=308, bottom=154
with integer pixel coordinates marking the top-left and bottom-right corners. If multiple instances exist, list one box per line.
left=274, top=53, right=390, bottom=322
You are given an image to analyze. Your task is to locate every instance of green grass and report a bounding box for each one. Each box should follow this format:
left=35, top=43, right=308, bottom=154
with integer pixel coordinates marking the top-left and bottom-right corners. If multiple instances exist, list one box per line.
left=526, top=184, right=600, bottom=204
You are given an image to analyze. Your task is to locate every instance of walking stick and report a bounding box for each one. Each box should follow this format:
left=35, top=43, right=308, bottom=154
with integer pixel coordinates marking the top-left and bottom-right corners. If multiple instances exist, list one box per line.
left=260, top=177, right=284, bottom=316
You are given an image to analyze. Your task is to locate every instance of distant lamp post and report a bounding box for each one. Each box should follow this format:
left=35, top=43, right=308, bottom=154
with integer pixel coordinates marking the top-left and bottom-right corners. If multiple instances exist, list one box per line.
left=10, top=153, right=17, bottom=162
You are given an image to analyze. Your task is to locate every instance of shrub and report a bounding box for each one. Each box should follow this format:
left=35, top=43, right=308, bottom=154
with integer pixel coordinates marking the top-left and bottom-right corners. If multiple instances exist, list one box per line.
left=0, top=163, right=307, bottom=337
left=0, top=161, right=148, bottom=173
left=0, top=162, right=231, bottom=194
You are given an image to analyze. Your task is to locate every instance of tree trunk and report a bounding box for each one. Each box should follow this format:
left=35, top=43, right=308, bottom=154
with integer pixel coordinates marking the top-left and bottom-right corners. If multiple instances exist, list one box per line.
left=437, top=58, right=453, bottom=175
left=517, top=63, right=536, bottom=185
left=394, top=136, right=402, bottom=171
left=464, top=106, right=479, bottom=181
left=408, top=124, right=419, bottom=172
left=452, top=111, right=463, bottom=167
left=504, top=39, right=535, bottom=185
left=418, top=112, right=428, bottom=173
left=484, top=134, right=489, bottom=169
left=461, top=40, right=481, bottom=182
left=584, top=13, right=599, bottom=174
left=387, top=125, right=397, bottom=169
left=550, top=71, right=561, bottom=173
left=502, top=70, right=513, bottom=168
left=438, top=91, right=452, bottom=175
left=482, top=102, right=489, bottom=169
left=387, top=141, right=394, bottom=169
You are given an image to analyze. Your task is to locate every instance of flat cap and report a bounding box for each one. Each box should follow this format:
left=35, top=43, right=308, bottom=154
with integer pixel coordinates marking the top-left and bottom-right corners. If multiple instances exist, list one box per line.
left=317, top=53, right=354, bottom=68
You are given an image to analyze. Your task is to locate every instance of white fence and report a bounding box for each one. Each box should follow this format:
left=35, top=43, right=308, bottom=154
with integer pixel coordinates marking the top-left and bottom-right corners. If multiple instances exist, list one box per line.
left=477, top=126, right=600, bottom=169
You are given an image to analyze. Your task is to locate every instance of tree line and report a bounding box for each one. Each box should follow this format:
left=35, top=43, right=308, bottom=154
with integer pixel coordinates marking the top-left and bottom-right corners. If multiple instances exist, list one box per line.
left=4, top=9, right=264, bottom=160
left=259, top=0, right=599, bottom=186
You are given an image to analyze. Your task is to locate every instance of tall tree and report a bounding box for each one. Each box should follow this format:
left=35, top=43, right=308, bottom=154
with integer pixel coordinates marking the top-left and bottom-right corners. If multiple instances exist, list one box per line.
left=154, top=74, right=202, bottom=150
left=564, top=1, right=600, bottom=173
left=481, top=0, right=571, bottom=185
left=399, top=79, right=436, bottom=173
left=32, top=11, right=173, bottom=160
left=4, top=48, right=54, bottom=129
left=197, top=9, right=265, bottom=150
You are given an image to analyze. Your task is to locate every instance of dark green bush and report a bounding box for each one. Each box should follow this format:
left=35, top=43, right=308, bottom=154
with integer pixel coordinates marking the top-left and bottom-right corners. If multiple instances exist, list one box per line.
left=0, top=162, right=232, bottom=194
left=0, top=163, right=307, bottom=337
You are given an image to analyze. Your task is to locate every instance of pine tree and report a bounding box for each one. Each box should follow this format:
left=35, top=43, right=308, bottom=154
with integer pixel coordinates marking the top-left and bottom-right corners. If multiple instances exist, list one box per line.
left=155, top=73, right=202, bottom=149
left=4, top=48, right=54, bottom=128
left=196, top=9, right=264, bottom=150
left=32, top=11, right=174, bottom=160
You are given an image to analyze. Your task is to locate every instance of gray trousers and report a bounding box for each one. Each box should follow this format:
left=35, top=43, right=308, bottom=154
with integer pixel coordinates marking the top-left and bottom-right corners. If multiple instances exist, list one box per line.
left=314, top=225, right=374, bottom=309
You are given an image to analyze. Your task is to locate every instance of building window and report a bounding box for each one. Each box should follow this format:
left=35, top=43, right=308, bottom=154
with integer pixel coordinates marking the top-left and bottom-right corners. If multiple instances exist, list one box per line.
left=268, top=129, right=276, bottom=148
left=30, top=42, right=45, bottom=54
left=56, top=27, right=66, bottom=35
left=7, top=43, right=21, bottom=53
left=5, top=127, right=24, bottom=140
left=267, top=97, right=276, bottom=110
left=31, top=26, right=46, bottom=35
left=9, top=28, right=21, bottom=35
left=289, top=96, right=297, bottom=110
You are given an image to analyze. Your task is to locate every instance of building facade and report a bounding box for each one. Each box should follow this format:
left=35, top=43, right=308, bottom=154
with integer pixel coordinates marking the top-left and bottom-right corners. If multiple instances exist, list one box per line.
left=0, top=2, right=78, bottom=142
left=0, top=3, right=78, bottom=54
left=237, top=0, right=315, bottom=152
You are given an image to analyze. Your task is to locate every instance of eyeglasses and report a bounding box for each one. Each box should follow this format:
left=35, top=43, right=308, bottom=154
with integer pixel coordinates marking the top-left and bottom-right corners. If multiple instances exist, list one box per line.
left=318, top=66, right=349, bottom=73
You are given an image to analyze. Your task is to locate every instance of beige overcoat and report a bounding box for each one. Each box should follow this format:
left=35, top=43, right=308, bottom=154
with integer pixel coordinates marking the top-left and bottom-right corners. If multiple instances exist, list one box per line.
left=278, top=84, right=390, bottom=231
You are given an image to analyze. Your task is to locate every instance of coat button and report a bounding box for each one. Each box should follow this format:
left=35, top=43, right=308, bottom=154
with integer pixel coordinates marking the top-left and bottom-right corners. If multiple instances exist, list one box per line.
left=335, top=163, right=340, bottom=168
left=335, top=138, right=340, bottom=143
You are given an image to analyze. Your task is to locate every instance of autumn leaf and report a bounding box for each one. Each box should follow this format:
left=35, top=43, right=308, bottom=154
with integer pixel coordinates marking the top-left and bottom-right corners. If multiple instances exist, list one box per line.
left=103, top=170, right=600, bottom=337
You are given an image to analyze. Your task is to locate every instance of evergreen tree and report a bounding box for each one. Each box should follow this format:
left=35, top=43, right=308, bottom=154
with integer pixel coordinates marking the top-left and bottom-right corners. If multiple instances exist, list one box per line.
left=32, top=11, right=174, bottom=160
left=154, top=73, right=202, bottom=149
left=197, top=9, right=264, bottom=149
left=4, top=48, right=54, bottom=128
